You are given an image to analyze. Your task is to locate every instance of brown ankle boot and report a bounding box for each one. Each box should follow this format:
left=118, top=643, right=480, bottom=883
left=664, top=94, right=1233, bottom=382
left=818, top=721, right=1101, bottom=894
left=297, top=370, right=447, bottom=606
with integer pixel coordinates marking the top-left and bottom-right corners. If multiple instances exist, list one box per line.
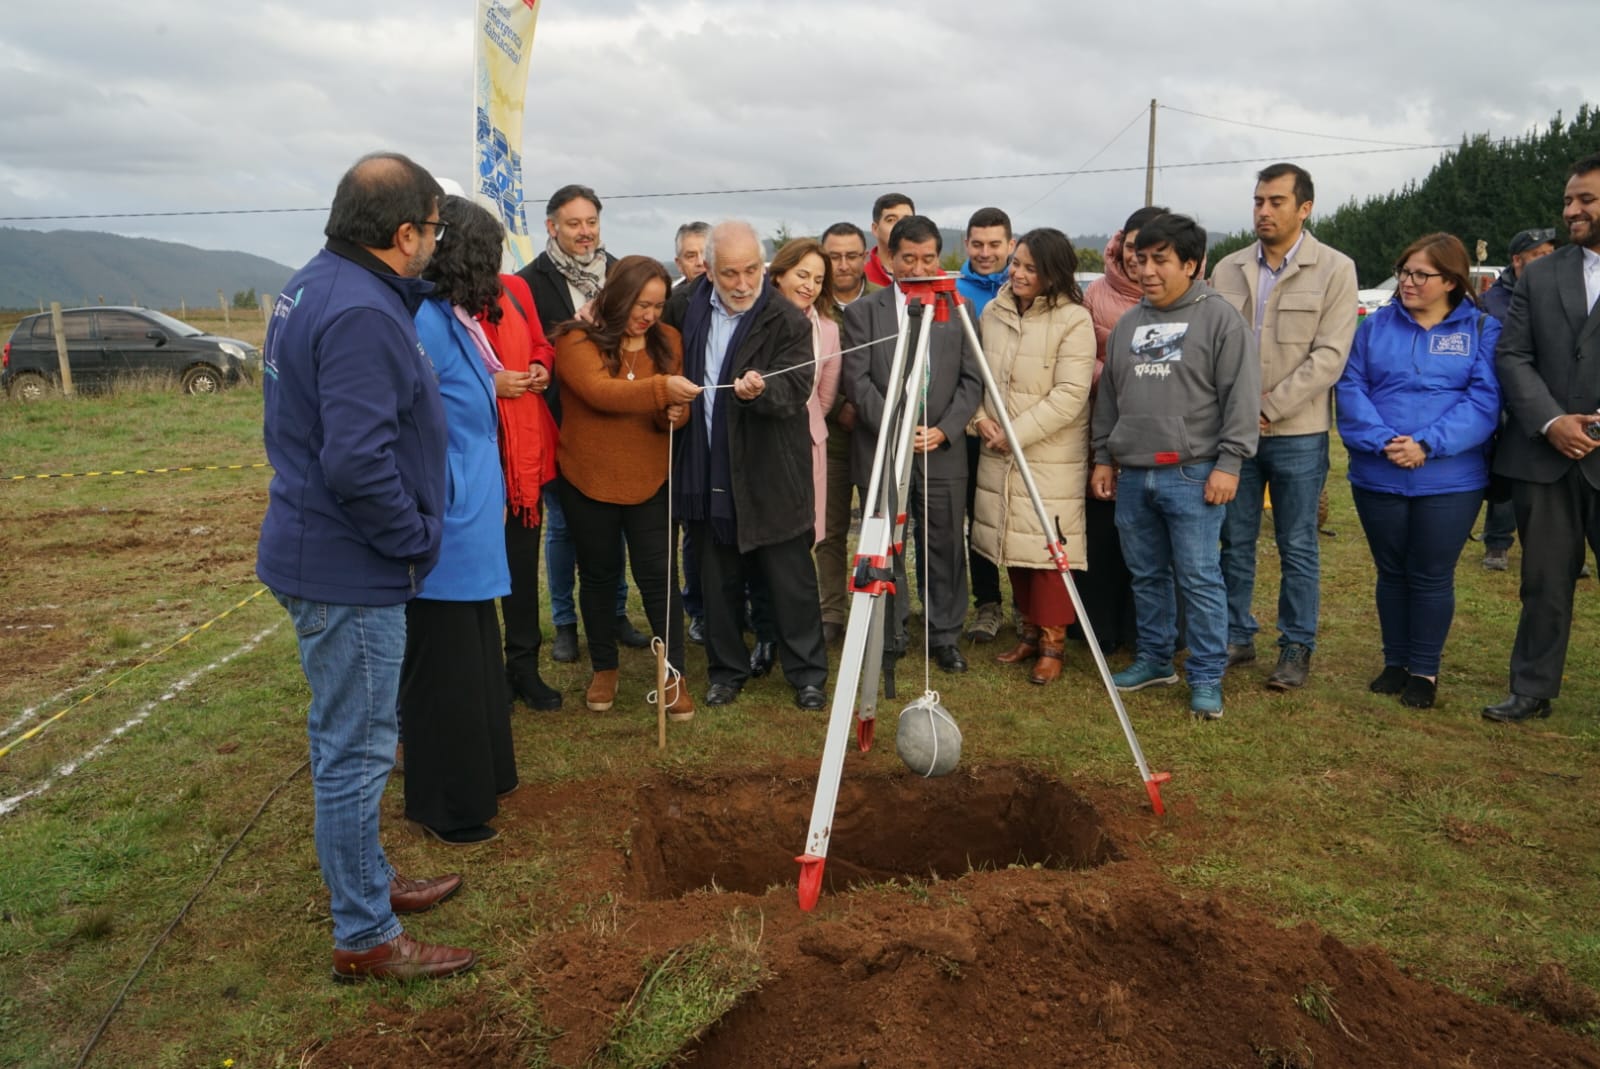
left=585, top=669, right=619, bottom=712
left=996, top=624, right=1042, bottom=664
left=664, top=680, right=695, bottom=722
left=1030, top=626, right=1066, bottom=684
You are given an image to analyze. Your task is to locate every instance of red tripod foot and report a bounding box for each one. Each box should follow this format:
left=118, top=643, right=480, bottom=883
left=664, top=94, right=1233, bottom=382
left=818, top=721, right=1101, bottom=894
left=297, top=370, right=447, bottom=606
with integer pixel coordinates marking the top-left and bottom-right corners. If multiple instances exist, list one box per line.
left=796, top=855, right=825, bottom=911
left=856, top=716, right=874, bottom=752
left=1145, top=771, right=1172, bottom=816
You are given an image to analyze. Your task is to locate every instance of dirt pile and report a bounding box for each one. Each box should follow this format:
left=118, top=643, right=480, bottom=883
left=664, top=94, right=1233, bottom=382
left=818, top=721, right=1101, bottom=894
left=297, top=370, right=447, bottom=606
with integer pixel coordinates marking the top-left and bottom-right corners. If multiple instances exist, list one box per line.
left=309, top=765, right=1600, bottom=1069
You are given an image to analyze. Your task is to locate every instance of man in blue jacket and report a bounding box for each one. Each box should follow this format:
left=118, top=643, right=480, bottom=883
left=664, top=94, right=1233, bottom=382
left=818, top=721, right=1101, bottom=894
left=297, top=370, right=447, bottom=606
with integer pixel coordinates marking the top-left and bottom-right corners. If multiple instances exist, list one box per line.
left=955, top=207, right=1015, bottom=642
left=257, top=152, right=475, bottom=983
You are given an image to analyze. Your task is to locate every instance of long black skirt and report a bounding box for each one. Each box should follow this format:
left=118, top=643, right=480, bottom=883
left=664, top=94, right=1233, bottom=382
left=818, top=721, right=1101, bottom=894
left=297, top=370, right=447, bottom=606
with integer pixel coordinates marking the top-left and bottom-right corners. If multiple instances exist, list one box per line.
left=399, top=598, right=517, bottom=832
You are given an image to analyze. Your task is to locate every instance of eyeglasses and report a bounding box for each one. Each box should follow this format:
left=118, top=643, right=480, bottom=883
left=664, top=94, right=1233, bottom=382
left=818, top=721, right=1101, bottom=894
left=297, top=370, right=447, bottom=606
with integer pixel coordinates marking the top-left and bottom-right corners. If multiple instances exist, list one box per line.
left=413, top=219, right=449, bottom=241
left=827, top=251, right=865, bottom=264
left=1395, top=268, right=1442, bottom=284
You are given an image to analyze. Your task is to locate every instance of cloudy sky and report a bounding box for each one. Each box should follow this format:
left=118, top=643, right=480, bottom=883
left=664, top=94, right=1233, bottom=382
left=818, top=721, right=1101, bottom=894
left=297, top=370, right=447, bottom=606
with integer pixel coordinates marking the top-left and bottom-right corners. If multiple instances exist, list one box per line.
left=1, top=0, right=1594, bottom=271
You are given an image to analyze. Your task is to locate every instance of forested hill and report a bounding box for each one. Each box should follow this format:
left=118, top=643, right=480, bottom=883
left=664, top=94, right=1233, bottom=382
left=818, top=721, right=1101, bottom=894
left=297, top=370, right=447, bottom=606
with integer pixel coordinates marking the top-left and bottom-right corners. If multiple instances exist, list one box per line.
left=0, top=228, right=294, bottom=311
left=1207, top=104, right=1600, bottom=286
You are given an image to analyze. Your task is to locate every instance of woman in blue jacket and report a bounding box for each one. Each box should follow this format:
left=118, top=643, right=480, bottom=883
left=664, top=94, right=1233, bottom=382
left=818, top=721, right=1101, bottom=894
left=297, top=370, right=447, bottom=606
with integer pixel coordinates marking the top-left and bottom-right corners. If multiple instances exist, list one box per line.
left=400, top=196, right=517, bottom=844
left=1336, top=233, right=1501, bottom=709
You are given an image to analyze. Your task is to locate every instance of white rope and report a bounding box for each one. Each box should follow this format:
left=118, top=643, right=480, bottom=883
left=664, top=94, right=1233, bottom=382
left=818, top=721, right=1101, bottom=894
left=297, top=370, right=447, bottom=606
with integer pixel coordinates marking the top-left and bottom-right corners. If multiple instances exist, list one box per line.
left=919, top=334, right=933, bottom=698
left=699, top=331, right=900, bottom=390
left=646, top=420, right=686, bottom=710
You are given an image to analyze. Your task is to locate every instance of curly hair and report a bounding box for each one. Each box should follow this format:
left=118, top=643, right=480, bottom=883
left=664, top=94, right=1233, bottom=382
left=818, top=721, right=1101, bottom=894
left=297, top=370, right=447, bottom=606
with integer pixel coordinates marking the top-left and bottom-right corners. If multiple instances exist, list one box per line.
left=421, top=195, right=506, bottom=323
left=553, top=255, right=674, bottom=376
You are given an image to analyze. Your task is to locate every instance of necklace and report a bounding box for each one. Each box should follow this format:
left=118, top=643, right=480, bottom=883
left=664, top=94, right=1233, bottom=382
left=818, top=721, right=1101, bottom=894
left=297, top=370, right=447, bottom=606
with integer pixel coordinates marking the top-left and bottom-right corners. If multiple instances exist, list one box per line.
left=621, top=339, right=644, bottom=380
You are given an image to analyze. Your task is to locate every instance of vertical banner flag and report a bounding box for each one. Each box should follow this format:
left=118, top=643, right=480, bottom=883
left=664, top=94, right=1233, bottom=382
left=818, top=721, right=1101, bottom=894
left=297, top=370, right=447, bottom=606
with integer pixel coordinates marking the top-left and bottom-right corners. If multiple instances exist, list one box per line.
left=474, top=0, right=542, bottom=270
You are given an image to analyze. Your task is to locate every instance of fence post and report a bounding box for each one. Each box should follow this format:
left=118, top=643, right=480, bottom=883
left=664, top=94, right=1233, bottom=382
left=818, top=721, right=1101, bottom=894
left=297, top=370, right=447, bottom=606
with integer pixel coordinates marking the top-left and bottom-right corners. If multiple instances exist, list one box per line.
left=180, top=298, right=187, bottom=318
left=257, top=291, right=272, bottom=332
left=50, top=302, right=76, bottom=398
left=218, top=289, right=229, bottom=325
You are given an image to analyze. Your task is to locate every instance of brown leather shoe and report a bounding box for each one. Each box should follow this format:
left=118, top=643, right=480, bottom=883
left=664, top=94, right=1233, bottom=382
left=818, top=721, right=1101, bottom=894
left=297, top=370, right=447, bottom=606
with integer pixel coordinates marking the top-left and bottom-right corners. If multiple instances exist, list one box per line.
left=331, top=933, right=477, bottom=983
left=996, top=624, right=1042, bottom=665
left=1030, top=626, right=1067, bottom=685
left=389, top=873, right=463, bottom=915
left=586, top=669, right=619, bottom=712
left=665, top=682, right=696, bottom=722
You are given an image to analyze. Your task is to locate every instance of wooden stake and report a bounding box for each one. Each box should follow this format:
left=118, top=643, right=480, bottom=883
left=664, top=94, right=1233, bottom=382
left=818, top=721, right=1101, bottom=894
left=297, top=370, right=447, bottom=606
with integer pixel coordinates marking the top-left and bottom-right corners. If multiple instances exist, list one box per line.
left=656, top=643, right=668, bottom=750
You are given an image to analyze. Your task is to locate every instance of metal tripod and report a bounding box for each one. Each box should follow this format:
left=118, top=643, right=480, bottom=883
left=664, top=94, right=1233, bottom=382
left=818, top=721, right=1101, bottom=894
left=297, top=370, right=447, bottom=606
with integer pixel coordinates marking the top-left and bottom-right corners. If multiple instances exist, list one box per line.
left=796, top=276, right=1169, bottom=912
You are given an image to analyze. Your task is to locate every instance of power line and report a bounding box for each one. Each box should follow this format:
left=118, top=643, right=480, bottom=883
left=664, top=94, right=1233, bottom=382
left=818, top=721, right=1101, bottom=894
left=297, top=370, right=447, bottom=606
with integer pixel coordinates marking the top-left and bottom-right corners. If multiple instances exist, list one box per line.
left=1018, top=108, right=1150, bottom=214
left=1159, top=105, right=1434, bottom=148
left=0, top=144, right=1452, bottom=223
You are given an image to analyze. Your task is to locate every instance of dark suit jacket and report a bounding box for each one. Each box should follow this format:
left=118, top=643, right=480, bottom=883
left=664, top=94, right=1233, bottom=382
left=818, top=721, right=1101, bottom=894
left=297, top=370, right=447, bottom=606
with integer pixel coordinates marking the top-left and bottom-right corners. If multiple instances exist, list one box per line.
left=840, top=285, right=984, bottom=487
left=514, top=249, right=618, bottom=424
left=1494, top=243, right=1600, bottom=488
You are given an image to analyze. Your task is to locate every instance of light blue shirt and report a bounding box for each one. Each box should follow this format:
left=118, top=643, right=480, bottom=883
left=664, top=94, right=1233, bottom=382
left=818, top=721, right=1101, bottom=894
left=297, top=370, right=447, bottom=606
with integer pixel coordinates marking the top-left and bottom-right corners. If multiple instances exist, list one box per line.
left=1254, top=230, right=1307, bottom=338
left=703, top=287, right=747, bottom=440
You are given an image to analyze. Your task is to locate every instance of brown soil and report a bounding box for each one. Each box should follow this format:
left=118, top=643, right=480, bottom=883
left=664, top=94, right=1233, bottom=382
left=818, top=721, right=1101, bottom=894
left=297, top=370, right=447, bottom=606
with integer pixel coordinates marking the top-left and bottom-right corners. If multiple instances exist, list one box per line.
left=307, top=764, right=1600, bottom=1069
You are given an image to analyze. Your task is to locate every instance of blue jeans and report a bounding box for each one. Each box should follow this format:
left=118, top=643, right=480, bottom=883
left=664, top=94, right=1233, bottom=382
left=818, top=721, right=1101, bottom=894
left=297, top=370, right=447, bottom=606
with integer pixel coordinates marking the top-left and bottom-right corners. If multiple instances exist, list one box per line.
left=1351, top=487, right=1482, bottom=678
left=543, top=484, right=629, bottom=627
left=1220, top=432, right=1328, bottom=650
left=1115, top=462, right=1229, bottom=686
left=273, top=592, right=405, bottom=952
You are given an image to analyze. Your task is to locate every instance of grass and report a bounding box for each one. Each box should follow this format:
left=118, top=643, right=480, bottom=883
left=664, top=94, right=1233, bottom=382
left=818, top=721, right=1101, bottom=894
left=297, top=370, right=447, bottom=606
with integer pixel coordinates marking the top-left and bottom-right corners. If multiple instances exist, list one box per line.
left=0, top=386, right=1598, bottom=1065
left=600, top=914, right=767, bottom=1069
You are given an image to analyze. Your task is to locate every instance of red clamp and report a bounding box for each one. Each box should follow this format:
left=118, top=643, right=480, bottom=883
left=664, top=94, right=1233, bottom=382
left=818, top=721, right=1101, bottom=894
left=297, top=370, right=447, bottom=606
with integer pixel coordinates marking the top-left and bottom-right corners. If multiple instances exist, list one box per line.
left=897, top=275, right=961, bottom=323
left=850, top=554, right=896, bottom=596
left=1044, top=540, right=1071, bottom=573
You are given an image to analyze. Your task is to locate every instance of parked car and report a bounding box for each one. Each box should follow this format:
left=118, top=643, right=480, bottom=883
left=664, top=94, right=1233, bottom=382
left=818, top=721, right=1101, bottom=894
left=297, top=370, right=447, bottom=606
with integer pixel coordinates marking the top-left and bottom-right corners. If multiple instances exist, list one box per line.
left=1356, top=266, right=1502, bottom=317
left=1, top=306, right=259, bottom=400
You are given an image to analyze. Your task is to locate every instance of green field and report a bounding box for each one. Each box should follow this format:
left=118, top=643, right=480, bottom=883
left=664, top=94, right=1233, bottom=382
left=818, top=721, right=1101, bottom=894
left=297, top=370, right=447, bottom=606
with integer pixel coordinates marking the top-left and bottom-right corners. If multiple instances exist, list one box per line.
left=1, top=386, right=1597, bottom=1067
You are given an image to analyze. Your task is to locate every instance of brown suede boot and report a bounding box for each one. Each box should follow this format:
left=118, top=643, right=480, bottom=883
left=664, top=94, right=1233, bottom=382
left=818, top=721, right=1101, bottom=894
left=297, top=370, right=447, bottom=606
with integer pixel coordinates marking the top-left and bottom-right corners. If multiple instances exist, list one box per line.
left=996, top=623, right=1042, bottom=664
left=1030, top=626, right=1067, bottom=684
left=665, top=680, right=696, bottom=722
left=585, top=669, right=619, bottom=712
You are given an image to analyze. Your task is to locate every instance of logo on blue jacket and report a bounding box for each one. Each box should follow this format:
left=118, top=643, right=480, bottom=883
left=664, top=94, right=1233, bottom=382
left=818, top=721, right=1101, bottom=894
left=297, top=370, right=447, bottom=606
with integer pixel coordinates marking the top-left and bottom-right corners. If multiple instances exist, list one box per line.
left=1429, top=332, right=1471, bottom=356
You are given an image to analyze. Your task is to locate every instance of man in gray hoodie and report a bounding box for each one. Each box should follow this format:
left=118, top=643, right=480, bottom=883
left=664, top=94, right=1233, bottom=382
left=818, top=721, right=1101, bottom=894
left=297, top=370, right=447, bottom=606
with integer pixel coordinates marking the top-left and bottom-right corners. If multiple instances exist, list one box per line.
left=1090, top=213, right=1260, bottom=719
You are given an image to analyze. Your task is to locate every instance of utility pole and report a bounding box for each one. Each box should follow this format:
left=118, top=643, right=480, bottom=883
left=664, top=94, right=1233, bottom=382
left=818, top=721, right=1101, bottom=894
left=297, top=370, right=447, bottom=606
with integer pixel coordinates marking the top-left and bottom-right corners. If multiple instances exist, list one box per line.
left=1144, top=99, right=1157, bottom=207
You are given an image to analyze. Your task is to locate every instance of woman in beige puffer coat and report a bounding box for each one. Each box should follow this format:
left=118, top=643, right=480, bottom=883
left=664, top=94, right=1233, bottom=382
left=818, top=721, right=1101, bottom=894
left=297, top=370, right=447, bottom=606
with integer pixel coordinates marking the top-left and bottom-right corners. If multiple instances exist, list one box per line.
left=970, top=228, right=1096, bottom=684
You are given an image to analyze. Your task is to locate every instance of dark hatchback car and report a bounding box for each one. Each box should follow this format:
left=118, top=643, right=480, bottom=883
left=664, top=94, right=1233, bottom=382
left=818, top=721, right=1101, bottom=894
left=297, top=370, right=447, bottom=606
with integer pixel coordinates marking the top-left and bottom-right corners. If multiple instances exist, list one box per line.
left=2, top=306, right=259, bottom=400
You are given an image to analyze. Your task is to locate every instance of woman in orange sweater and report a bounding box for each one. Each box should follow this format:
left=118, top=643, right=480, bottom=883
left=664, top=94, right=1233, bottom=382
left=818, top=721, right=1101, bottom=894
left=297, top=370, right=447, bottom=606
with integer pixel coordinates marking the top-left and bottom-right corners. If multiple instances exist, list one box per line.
left=553, top=256, right=702, bottom=717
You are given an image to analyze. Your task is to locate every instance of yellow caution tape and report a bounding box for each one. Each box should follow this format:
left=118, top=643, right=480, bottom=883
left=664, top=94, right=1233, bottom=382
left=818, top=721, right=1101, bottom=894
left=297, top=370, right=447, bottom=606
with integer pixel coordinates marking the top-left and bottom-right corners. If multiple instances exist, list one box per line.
left=0, top=587, right=271, bottom=760
left=4, top=462, right=270, bottom=482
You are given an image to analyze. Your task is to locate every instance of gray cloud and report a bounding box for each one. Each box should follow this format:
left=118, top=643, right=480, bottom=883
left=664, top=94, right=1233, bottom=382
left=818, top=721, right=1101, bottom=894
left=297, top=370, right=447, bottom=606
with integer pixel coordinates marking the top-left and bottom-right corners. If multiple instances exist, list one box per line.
left=1, top=0, right=1594, bottom=274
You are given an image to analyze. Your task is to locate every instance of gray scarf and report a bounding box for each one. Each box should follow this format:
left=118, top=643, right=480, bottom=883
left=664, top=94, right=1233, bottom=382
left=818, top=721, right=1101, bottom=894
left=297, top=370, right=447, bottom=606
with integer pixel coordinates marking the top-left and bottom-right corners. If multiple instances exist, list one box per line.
left=544, top=236, right=608, bottom=300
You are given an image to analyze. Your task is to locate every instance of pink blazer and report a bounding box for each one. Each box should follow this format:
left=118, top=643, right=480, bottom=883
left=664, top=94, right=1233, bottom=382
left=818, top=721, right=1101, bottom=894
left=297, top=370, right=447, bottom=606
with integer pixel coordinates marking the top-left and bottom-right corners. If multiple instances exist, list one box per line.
left=806, top=309, right=842, bottom=542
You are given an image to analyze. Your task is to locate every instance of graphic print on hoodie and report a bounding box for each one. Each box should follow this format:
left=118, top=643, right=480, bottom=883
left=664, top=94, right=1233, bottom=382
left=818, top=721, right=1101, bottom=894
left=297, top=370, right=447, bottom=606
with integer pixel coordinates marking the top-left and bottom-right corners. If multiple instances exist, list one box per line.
left=1130, top=323, right=1190, bottom=368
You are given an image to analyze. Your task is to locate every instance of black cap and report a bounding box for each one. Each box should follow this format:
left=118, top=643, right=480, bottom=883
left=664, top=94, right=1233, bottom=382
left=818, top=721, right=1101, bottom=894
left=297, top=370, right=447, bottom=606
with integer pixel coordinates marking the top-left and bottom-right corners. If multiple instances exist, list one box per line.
left=1508, top=228, right=1557, bottom=257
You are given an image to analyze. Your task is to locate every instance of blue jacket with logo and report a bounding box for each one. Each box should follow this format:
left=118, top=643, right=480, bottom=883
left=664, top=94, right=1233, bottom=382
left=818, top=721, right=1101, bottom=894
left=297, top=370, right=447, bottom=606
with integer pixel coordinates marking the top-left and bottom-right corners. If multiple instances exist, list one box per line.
left=411, top=299, right=511, bottom=602
left=1335, top=298, right=1501, bottom=497
left=256, top=241, right=447, bottom=606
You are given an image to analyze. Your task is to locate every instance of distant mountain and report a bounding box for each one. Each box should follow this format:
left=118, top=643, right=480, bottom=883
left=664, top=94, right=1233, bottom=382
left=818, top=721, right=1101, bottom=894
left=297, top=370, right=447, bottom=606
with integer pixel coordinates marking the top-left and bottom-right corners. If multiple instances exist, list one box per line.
left=0, top=227, right=295, bottom=311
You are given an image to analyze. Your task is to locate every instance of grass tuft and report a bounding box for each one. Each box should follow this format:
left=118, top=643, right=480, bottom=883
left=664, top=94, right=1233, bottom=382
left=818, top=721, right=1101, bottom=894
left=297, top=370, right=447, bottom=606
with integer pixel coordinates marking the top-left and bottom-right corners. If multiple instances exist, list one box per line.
left=600, top=916, right=767, bottom=1069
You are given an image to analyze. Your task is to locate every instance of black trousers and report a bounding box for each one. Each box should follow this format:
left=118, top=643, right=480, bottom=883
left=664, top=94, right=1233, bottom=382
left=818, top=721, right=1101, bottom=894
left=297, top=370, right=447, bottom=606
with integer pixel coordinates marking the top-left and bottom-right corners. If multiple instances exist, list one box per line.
left=897, top=473, right=970, bottom=648
left=693, top=522, right=827, bottom=690
left=965, top=434, right=1002, bottom=606
left=558, top=479, right=684, bottom=673
left=399, top=599, right=516, bottom=832
left=1071, top=496, right=1136, bottom=653
left=500, top=509, right=544, bottom=686
left=1509, top=468, right=1600, bottom=698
